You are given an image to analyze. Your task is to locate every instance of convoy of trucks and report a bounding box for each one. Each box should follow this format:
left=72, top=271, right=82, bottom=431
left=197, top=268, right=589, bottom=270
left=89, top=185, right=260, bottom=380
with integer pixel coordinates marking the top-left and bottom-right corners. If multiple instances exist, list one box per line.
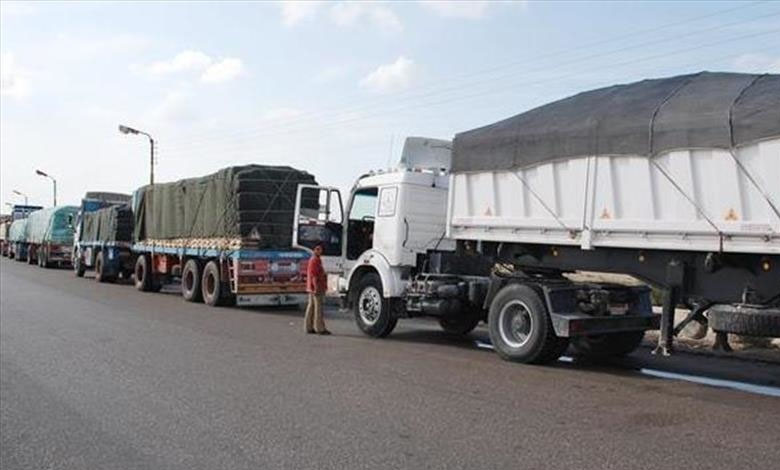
left=2, top=71, right=778, bottom=364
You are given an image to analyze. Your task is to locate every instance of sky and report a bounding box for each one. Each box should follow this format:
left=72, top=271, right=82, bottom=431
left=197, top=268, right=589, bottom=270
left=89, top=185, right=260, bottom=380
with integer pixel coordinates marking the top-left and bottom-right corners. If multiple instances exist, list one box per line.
left=1, top=0, right=779, bottom=210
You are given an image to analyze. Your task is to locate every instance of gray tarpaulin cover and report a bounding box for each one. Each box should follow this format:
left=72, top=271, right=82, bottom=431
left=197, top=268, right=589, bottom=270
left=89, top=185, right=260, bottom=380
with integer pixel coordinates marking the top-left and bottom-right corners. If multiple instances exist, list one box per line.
left=452, top=72, right=780, bottom=172
left=133, top=165, right=317, bottom=249
left=25, top=206, right=78, bottom=244
left=80, top=205, right=134, bottom=243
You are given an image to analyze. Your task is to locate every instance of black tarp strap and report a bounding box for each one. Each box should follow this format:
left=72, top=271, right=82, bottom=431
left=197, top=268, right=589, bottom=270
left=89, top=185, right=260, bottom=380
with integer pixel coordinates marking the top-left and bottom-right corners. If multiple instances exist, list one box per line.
left=727, top=74, right=780, bottom=224
left=647, top=72, right=700, bottom=156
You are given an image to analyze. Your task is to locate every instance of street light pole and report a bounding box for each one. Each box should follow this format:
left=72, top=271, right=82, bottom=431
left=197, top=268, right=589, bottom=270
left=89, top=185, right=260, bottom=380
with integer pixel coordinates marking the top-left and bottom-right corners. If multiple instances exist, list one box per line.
left=119, top=125, right=155, bottom=185
left=11, top=190, right=28, bottom=205
left=35, top=170, right=57, bottom=206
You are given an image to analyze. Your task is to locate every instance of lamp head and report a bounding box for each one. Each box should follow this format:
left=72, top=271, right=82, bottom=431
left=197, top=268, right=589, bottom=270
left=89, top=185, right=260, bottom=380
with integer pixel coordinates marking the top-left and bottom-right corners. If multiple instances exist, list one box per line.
left=118, top=124, right=139, bottom=135
left=35, top=169, right=48, bottom=177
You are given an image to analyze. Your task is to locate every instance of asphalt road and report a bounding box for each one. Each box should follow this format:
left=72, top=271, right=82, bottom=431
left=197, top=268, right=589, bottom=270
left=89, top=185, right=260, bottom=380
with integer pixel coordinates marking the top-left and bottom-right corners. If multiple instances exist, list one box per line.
left=2, top=259, right=779, bottom=470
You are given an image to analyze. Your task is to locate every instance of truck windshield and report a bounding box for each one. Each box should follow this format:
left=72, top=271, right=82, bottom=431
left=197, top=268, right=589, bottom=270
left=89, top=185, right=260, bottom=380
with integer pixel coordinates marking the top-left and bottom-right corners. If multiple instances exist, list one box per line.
left=349, top=189, right=378, bottom=220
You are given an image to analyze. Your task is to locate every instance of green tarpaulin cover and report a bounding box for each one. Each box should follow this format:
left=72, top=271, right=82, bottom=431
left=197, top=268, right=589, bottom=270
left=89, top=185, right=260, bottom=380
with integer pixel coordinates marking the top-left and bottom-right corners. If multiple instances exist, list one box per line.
left=80, top=205, right=134, bottom=243
left=133, top=165, right=317, bottom=249
left=25, top=206, right=78, bottom=244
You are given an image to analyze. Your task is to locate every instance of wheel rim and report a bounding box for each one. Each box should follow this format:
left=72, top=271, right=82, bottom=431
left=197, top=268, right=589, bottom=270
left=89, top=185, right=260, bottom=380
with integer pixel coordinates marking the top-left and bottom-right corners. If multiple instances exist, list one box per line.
left=358, top=286, right=382, bottom=326
left=205, top=271, right=216, bottom=296
left=498, top=299, right=534, bottom=349
left=184, top=269, right=194, bottom=292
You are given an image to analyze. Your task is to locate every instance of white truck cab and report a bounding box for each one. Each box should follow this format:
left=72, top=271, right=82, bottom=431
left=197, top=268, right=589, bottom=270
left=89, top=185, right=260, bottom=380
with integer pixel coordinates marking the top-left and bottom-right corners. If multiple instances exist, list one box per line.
left=293, top=137, right=454, bottom=301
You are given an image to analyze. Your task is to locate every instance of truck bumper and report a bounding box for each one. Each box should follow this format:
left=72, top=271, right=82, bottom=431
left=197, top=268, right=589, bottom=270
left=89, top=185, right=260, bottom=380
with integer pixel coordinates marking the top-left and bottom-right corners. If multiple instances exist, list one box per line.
left=235, top=293, right=307, bottom=307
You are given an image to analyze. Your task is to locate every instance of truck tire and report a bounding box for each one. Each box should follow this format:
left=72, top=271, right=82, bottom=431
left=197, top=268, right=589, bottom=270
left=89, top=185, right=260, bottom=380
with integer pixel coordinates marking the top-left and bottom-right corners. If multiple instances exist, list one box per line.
left=181, top=259, right=203, bottom=303
left=488, top=283, right=568, bottom=364
left=570, top=331, right=645, bottom=358
left=134, top=255, right=157, bottom=292
left=202, top=260, right=228, bottom=307
left=95, top=251, right=116, bottom=283
left=27, top=248, right=36, bottom=265
left=438, top=311, right=482, bottom=335
left=708, top=304, right=780, bottom=337
left=74, top=256, right=86, bottom=277
left=353, top=273, right=397, bottom=337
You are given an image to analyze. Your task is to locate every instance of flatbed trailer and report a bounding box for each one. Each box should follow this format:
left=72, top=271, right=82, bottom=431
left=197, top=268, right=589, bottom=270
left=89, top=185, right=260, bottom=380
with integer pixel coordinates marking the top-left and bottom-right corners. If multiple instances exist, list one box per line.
left=131, top=243, right=310, bottom=307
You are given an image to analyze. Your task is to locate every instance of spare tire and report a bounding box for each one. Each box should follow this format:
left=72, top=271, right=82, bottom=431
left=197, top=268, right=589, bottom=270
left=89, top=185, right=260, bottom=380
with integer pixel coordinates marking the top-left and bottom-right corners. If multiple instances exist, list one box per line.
left=708, top=304, right=780, bottom=337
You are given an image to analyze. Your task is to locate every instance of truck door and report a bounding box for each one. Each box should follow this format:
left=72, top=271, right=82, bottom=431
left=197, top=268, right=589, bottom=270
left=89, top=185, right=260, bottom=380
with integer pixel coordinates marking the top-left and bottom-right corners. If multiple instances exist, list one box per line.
left=293, top=185, right=345, bottom=273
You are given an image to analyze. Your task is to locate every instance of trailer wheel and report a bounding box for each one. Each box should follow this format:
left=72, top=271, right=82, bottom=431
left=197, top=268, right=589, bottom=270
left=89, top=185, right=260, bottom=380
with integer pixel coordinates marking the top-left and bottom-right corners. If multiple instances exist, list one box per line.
left=27, top=249, right=36, bottom=265
left=95, top=251, right=116, bottom=283
left=438, top=311, right=482, bottom=335
left=181, top=259, right=203, bottom=303
left=488, top=283, right=568, bottom=364
left=571, top=331, right=645, bottom=358
left=353, top=273, right=397, bottom=337
left=134, top=255, right=156, bottom=292
left=708, top=304, right=780, bottom=337
left=74, top=255, right=85, bottom=277
left=202, top=260, right=227, bottom=307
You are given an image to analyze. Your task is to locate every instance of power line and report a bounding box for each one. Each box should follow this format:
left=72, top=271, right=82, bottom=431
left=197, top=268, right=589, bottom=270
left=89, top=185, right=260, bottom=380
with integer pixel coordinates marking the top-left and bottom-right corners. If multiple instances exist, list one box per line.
left=163, top=1, right=772, bottom=149
left=160, top=27, right=780, bottom=158
left=157, top=43, right=780, bottom=168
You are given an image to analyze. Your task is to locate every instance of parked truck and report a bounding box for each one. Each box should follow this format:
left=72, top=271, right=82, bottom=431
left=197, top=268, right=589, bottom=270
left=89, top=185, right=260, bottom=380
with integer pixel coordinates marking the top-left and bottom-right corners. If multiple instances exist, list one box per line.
left=74, top=204, right=135, bottom=281
left=72, top=192, right=133, bottom=280
left=130, top=165, right=317, bottom=307
left=25, top=206, right=79, bottom=268
left=0, top=218, right=10, bottom=257
left=8, top=219, right=30, bottom=261
left=292, top=72, right=780, bottom=363
left=2, top=204, right=43, bottom=258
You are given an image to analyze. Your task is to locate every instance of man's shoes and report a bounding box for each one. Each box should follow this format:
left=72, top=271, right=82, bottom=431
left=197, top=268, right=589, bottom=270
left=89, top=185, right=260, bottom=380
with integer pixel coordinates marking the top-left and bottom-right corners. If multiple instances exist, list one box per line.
left=305, top=330, right=316, bottom=334
left=317, top=330, right=332, bottom=336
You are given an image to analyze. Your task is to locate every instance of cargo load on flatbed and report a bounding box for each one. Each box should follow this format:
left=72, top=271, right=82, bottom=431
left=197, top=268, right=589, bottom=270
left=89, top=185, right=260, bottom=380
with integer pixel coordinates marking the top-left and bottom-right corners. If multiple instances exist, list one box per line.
left=449, top=72, right=780, bottom=255
left=133, top=165, right=317, bottom=250
left=80, top=204, right=134, bottom=243
left=8, top=219, right=27, bottom=243
left=25, top=206, right=79, bottom=245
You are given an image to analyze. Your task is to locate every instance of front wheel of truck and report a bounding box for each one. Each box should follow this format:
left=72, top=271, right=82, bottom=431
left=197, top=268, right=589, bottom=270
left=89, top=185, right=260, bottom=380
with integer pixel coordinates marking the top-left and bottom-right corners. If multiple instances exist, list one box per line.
left=95, top=251, right=116, bottom=283
left=488, top=283, right=568, bottom=364
left=353, top=273, right=397, bottom=337
left=74, top=255, right=85, bottom=277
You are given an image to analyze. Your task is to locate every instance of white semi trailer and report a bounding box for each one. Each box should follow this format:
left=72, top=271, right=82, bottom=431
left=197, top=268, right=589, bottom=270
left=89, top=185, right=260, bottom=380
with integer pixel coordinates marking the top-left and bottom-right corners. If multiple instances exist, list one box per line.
left=293, top=72, right=780, bottom=363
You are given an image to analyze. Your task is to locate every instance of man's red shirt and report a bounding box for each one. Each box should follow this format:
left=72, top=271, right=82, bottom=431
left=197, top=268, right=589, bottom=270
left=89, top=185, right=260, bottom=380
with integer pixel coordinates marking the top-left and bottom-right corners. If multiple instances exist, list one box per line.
left=306, top=255, right=327, bottom=293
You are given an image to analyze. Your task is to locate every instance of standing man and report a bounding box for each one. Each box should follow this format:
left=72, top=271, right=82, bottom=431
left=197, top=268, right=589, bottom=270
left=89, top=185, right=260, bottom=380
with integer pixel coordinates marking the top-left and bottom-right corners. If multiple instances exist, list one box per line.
left=305, top=242, right=330, bottom=335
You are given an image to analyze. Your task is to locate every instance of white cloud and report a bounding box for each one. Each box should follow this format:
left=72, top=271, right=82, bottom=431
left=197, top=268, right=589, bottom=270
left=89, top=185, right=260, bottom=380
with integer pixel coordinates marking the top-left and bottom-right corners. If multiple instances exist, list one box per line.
left=134, top=50, right=244, bottom=84
left=142, top=50, right=213, bottom=76
left=733, top=53, right=780, bottom=74
left=279, top=1, right=323, bottom=27
left=0, top=53, right=31, bottom=98
left=420, top=1, right=526, bottom=19
left=0, top=1, right=38, bottom=19
left=329, top=3, right=402, bottom=33
left=148, top=90, right=199, bottom=125
left=201, top=58, right=244, bottom=83
left=360, top=56, right=417, bottom=93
